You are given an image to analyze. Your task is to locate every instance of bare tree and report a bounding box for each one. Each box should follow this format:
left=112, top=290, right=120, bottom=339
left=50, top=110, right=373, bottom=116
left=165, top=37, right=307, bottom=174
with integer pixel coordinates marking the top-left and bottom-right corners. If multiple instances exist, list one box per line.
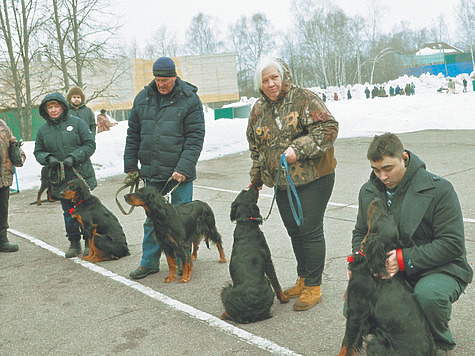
left=458, top=0, right=475, bottom=72
left=0, top=0, right=44, bottom=140
left=185, top=13, right=221, bottom=56
left=143, top=25, right=180, bottom=59
left=43, top=0, right=124, bottom=99
left=228, top=13, right=275, bottom=96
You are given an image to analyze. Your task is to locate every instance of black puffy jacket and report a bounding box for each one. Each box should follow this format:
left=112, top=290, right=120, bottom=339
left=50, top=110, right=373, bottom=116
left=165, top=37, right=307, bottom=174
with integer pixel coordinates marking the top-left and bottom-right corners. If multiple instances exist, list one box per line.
left=34, top=93, right=97, bottom=197
left=123, top=78, right=205, bottom=182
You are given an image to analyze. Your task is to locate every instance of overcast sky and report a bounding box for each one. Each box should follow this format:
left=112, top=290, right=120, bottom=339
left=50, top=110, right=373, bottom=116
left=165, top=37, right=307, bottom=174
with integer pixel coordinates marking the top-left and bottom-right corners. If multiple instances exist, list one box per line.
left=115, top=0, right=460, bottom=48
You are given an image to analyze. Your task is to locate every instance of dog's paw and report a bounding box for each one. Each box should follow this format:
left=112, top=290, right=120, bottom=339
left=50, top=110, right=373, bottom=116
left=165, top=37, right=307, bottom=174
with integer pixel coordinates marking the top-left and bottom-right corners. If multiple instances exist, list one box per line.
left=221, top=312, right=233, bottom=321
left=277, top=291, right=290, bottom=304
left=178, top=276, right=191, bottom=283
left=163, top=275, right=176, bottom=283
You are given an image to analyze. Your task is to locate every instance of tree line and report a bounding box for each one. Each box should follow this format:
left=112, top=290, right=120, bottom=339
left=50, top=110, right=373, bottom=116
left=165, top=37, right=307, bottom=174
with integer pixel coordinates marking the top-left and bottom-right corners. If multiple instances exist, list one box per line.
left=1, top=0, right=474, bottom=139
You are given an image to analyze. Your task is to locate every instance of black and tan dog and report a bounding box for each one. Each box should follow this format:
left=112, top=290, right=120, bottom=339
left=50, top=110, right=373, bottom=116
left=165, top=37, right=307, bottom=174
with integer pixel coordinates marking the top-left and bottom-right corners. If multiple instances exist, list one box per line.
left=60, top=178, right=130, bottom=262
left=338, top=196, right=435, bottom=355
left=220, top=186, right=289, bottom=323
left=124, top=186, right=226, bottom=283
left=31, top=166, right=56, bottom=205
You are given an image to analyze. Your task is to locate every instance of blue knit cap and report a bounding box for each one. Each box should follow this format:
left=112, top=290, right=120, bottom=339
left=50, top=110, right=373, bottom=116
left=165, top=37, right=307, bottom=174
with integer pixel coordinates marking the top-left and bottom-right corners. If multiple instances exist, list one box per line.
left=153, top=57, right=177, bottom=77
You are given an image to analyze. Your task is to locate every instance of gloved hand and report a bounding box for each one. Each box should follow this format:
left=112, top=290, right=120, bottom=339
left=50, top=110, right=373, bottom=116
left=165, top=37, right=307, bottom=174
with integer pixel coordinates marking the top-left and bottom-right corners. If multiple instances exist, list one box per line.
left=63, top=156, right=75, bottom=168
left=47, top=155, right=59, bottom=168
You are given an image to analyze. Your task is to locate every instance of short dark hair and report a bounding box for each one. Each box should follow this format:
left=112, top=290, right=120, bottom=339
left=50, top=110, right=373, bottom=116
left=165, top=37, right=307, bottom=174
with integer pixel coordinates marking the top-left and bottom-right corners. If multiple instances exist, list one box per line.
left=367, top=132, right=404, bottom=161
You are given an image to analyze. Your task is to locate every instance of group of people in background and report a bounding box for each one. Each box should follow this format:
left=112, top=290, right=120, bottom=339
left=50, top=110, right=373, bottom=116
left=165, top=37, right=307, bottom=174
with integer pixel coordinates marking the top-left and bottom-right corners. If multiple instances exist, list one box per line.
left=1, top=55, right=472, bottom=355
left=365, top=82, right=415, bottom=99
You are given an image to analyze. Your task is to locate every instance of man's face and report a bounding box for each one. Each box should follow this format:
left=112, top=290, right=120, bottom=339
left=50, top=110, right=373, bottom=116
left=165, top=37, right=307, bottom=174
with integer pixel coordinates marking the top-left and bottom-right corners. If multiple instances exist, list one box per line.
left=46, top=101, right=63, bottom=119
left=261, top=66, right=282, bottom=101
left=370, top=154, right=407, bottom=189
left=155, top=76, right=177, bottom=95
left=71, top=94, right=82, bottom=107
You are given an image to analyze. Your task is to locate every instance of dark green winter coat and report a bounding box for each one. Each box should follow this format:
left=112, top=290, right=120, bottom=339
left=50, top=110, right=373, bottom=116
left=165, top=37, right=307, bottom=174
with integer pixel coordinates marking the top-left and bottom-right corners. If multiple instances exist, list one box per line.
left=123, top=78, right=205, bottom=182
left=352, top=151, right=472, bottom=286
left=68, top=104, right=96, bottom=136
left=34, top=93, right=97, bottom=198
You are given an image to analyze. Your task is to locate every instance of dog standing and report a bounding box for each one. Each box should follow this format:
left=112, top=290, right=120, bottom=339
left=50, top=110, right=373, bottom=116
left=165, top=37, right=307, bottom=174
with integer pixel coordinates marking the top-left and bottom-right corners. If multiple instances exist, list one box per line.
left=32, top=166, right=56, bottom=205
left=338, top=197, right=435, bottom=355
left=60, top=178, right=130, bottom=262
left=220, top=186, right=289, bottom=323
left=124, top=186, right=227, bottom=283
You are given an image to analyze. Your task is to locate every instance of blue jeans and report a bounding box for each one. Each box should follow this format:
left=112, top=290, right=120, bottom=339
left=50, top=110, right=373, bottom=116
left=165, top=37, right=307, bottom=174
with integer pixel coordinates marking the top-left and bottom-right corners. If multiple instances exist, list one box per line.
left=140, top=180, right=193, bottom=269
left=60, top=198, right=82, bottom=242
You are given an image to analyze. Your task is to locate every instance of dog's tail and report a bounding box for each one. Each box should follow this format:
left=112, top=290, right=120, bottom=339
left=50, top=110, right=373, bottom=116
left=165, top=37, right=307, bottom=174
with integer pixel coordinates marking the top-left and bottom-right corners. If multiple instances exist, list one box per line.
left=220, top=283, right=274, bottom=323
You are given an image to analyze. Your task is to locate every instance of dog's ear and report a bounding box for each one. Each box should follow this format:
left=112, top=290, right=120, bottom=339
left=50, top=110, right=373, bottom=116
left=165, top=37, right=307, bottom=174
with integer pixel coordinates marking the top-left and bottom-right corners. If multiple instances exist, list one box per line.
left=364, top=230, right=389, bottom=275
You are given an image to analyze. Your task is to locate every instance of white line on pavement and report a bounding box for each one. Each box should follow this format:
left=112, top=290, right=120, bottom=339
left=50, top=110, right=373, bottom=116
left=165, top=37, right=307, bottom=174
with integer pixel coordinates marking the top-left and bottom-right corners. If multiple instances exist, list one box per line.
left=194, top=185, right=475, bottom=223
left=8, top=228, right=302, bottom=356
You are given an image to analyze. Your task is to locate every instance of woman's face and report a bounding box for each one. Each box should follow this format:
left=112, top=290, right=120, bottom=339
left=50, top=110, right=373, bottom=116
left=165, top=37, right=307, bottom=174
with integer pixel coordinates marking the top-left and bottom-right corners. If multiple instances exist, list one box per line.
left=46, top=101, right=63, bottom=119
left=261, top=66, right=282, bottom=101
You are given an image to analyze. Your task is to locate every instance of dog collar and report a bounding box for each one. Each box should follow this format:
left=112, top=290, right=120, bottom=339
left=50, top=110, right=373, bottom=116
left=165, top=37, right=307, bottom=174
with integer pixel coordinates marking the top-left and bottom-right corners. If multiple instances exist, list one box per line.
left=69, top=200, right=83, bottom=215
left=347, top=250, right=365, bottom=263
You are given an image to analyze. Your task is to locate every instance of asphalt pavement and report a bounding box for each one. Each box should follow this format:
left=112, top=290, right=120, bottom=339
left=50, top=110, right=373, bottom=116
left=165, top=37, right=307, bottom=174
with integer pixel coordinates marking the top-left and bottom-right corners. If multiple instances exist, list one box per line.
left=2, top=129, right=474, bottom=355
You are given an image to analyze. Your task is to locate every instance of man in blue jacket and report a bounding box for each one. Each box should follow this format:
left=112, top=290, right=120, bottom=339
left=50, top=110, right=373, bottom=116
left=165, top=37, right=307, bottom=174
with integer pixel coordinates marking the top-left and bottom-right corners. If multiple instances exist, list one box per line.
left=124, top=57, right=205, bottom=279
left=350, top=133, right=472, bottom=355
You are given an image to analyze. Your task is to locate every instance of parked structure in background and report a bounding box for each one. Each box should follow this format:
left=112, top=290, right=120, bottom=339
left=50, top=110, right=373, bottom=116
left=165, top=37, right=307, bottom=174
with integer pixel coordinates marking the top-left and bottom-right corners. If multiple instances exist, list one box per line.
left=396, top=42, right=473, bottom=77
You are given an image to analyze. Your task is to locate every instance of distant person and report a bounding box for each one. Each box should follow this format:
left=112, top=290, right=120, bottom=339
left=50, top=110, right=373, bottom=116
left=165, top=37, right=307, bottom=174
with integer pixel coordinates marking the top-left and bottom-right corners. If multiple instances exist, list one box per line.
left=395, top=84, right=401, bottom=95
left=410, top=82, right=415, bottom=95
left=448, top=78, right=455, bottom=94
left=389, top=86, right=395, bottom=96
left=322, top=93, right=326, bottom=102
left=124, top=57, right=205, bottom=280
left=371, top=86, right=378, bottom=98
left=405, top=83, right=411, bottom=96
left=34, top=93, right=97, bottom=258
left=462, top=78, right=467, bottom=93
left=347, top=89, right=352, bottom=100
left=334, top=92, right=339, bottom=101
left=67, top=87, right=96, bottom=136
left=364, top=86, right=370, bottom=99
left=378, top=87, right=387, bottom=97
left=96, top=109, right=117, bottom=133
left=247, top=57, right=338, bottom=311
left=0, top=119, right=25, bottom=252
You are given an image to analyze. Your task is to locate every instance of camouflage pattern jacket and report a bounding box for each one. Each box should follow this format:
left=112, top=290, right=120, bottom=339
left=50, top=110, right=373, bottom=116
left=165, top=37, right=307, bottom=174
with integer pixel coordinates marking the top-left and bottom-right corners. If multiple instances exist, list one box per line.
left=247, top=60, right=338, bottom=189
left=0, top=119, right=25, bottom=188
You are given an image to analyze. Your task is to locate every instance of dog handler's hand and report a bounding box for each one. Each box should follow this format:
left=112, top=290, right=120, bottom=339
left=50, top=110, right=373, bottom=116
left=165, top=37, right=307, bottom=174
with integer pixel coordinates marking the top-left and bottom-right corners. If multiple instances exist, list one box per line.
left=284, top=146, right=297, bottom=164
left=172, top=171, right=186, bottom=182
left=382, top=250, right=399, bottom=279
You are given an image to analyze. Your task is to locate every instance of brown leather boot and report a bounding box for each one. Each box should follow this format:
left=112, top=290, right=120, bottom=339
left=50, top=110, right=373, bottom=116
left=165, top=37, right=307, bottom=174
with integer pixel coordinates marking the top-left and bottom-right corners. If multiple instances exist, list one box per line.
left=283, top=276, right=305, bottom=298
left=293, top=285, right=322, bottom=311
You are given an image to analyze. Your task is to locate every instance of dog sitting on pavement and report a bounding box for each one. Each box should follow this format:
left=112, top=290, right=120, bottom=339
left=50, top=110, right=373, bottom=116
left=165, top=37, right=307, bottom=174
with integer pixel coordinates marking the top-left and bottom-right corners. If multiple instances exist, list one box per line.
left=31, top=166, right=57, bottom=205
left=221, top=186, right=289, bottom=323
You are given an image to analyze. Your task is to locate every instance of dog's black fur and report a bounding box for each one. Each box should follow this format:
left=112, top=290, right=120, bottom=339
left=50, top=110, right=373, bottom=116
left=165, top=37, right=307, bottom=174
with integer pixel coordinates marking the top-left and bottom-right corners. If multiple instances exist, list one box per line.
left=31, top=166, right=56, bottom=205
left=60, top=178, right=129, bottom=261
left=340, top=196, right=435, bottom=355
left=124, top=186, right=226, bottom=283
left=220, top=186, right=289, bottom=323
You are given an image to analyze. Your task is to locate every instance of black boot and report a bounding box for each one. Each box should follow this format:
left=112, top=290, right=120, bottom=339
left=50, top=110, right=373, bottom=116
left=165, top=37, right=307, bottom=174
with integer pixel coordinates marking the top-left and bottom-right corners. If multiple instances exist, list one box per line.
left=0, top=235, right=19, bottom=252
left=83, top=238, right=90, bottom=256
left=65, top=240, right=82, bottom=258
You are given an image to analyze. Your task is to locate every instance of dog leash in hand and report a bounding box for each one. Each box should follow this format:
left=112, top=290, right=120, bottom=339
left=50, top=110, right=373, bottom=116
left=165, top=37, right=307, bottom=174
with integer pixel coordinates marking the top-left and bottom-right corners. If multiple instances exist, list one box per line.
left=115, top=171, right=142, bottom=215
left=263, top=153, right=304, bottom=226
left=160, top=176, right=181, bottom=202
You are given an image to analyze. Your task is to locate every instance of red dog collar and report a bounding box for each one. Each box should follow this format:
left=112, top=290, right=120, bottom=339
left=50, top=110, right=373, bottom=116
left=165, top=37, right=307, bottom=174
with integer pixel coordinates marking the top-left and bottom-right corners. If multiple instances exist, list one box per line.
left=69, top=200, right=83, bottom=215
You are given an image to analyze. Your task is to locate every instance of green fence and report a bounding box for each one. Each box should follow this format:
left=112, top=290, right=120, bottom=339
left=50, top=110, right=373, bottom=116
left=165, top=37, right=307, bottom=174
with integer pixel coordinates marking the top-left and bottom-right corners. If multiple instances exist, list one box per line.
left=0, top=108, right=44, bottom=141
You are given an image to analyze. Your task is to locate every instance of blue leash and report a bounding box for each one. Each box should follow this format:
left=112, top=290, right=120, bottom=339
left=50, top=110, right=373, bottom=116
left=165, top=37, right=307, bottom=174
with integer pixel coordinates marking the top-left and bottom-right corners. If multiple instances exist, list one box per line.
left=265, top=153, right=304, bottom=226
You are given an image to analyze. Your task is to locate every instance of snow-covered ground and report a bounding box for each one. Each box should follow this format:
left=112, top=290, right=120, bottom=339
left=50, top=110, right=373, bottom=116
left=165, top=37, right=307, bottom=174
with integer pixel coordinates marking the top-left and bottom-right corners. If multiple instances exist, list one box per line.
left=13, top=73, right=475, bottom=192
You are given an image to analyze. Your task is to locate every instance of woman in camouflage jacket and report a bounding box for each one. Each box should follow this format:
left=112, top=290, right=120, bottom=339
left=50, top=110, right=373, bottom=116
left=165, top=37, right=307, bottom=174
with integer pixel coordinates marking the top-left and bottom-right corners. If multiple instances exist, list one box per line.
left=247, top=57, right=338, bottom=311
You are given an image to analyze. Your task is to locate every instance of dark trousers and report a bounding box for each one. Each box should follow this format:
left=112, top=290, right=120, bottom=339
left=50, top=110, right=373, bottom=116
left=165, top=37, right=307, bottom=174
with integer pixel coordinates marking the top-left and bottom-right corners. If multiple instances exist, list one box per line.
left=0, top=186, right=9, bottom=239
left=276, top=172, right=335, bottom=286
left=60, top=198, right=82, bottom=242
